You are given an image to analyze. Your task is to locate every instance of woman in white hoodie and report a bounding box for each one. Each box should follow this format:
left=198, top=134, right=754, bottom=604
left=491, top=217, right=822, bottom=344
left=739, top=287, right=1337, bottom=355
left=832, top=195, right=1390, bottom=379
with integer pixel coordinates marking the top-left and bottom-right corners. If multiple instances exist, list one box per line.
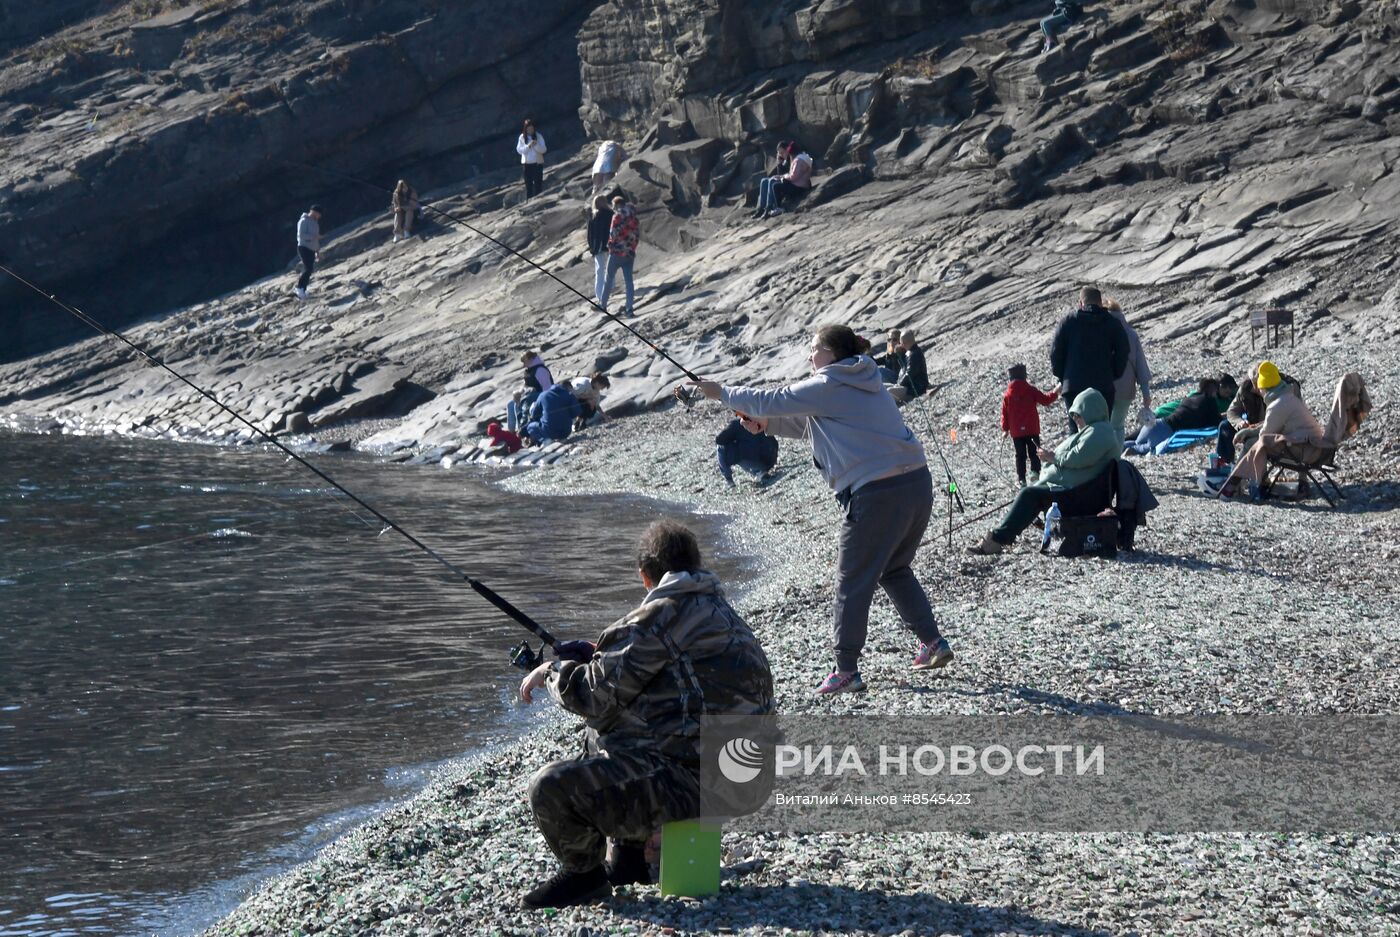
left=691, top=325, right=953, bottom=695
left=516, top=118, right=547, bottom=200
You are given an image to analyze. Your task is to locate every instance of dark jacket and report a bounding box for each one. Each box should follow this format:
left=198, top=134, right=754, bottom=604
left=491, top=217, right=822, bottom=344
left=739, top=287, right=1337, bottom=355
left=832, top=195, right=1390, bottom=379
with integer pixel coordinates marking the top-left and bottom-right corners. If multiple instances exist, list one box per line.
left=1049, top=304, right=1129, bottom=410
left=1114, top=458, right=1157, bottom=550
left=586, top=208, right=613, bottom=256
left=875, top=348, right=906, bottom=374
left=1164, top=392, right=1228, bottom=432
left=527, top=383, right=580, bottom=441
left=898, top=343, right=929, bottom=397
left=715, top=419, right=779, bottom=471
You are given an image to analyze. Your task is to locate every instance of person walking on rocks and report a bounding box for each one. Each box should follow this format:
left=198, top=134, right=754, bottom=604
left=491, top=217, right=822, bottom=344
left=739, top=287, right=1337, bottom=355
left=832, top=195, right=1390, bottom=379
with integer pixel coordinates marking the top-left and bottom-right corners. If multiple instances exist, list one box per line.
left=1049, top=286, right=1129, bottom=435
left=602, top=195, right=640, bottom=317
left=1103, top=298, right=1152, bottom=441
left=516, top=118, right=547, bottom=200
left=586, top=195, right=614, bottom=307
left=517, top=520, right=773, bottom=908
left=293, top=204, right=322, bottom=300
left=885, top=331, right=929, bottom=405
left=1001, top=363, right=1059, bottom=486
left=690, top=324, right=954, bottom=696
left=391, top=180, right=418, bottom=243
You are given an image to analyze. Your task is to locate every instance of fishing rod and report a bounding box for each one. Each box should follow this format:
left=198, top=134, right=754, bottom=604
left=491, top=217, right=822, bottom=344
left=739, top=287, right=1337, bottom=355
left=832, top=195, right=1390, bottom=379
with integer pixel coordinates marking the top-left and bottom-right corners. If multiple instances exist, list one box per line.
left=277, top=157, right=702, bottom=382
left=0, top=261, right=576, bottom=670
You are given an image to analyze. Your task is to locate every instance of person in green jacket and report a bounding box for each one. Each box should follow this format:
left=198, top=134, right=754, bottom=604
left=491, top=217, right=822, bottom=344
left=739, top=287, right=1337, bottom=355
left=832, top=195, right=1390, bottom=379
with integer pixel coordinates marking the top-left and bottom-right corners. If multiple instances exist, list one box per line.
left=969, top=388, right=1118, bottom=554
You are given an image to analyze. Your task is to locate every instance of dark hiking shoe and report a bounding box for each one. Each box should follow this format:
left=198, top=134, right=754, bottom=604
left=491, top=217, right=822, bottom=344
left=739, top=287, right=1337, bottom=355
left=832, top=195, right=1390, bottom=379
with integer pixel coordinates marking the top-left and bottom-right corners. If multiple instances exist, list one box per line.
left=606, top=843, right=652, bottom=886
left=521, top=866, right=610, bottom=909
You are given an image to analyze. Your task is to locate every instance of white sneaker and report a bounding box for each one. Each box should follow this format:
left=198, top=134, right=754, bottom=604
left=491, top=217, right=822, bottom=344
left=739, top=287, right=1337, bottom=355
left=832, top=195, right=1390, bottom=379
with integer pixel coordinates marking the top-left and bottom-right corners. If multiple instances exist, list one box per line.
left=766, top=208, right=784, bottom=218
left=294, top=287, right=308, bottom=300
left=391, top=235, right=399, bottom=243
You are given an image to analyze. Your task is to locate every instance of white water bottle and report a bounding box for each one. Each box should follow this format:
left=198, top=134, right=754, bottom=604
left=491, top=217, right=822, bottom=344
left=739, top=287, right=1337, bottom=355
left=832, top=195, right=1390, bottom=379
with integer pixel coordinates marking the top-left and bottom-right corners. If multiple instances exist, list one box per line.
left=1042, top=502, right=1061, bottom=551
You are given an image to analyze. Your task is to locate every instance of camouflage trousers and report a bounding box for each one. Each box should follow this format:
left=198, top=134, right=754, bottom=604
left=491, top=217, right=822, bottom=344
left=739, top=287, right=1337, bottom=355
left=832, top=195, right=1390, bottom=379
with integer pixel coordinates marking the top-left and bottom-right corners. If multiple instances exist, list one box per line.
left=528, top=745, right=700, bottom=872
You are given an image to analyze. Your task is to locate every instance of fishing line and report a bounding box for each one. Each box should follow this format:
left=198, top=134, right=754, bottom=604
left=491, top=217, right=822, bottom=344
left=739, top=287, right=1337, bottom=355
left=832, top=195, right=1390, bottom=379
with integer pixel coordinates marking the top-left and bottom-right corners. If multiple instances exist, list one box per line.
left=3, top=520, right=272, bottom=580
left=0, top=262, right=560, bottom=650
left=277, top=158, right=702, bottom=382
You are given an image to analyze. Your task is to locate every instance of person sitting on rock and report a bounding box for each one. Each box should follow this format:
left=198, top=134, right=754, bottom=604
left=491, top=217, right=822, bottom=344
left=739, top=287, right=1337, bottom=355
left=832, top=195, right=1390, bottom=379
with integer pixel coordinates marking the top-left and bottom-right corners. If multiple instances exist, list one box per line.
left=590, top=139, right=626, bottom=195
left=1123, top=375, right=1235, bottom=456
left=524, top=380, right=581, bottom=445
left=969, top=387, right=1118, bottom=555
left=755, top=142, right=813, bottom=218
left=517, top=520, right=774, bottom=908
left=571, top=371, right=611, bottom=431
left=874, top=328, right=905, bottom=384
left=715, top=416, right=779, bottom=487
left=1041, top=0, right=1084, bottom=54
left=391, top=179, right=418, bottom=243
left=1203, top=361, right=1324, bottom=502
left=484, top=421, right=522, bottom=456
left=507, top=351, right=555, bottom=433
left=885, top=331, right=929, bottom=405
left=751, top=141, right=792, bottom=219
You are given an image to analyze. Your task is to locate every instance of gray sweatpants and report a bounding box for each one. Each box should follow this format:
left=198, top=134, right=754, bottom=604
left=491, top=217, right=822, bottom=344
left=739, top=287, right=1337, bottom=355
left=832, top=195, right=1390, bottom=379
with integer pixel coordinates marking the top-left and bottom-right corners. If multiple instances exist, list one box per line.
left=833, top=466, right=943, bottom=672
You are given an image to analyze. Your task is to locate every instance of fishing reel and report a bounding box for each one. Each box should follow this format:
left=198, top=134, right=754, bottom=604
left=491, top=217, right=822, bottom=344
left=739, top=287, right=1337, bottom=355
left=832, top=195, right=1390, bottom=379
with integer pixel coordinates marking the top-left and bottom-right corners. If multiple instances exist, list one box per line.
left=673, top=385, right=699, bottom=409
left=510, top=640, right=543, bottom=671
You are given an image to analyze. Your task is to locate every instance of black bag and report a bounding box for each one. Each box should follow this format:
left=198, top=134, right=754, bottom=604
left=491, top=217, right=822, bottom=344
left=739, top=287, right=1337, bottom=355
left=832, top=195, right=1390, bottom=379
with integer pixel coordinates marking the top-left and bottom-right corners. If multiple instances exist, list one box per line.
left=1056, top=514, right=1119, bottom=559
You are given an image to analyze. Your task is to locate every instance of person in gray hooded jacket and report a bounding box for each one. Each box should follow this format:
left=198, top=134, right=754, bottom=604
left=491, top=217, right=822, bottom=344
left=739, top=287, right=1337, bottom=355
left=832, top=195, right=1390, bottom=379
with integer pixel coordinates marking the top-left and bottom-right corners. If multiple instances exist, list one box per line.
left=690, top=325, right=953, bottom=695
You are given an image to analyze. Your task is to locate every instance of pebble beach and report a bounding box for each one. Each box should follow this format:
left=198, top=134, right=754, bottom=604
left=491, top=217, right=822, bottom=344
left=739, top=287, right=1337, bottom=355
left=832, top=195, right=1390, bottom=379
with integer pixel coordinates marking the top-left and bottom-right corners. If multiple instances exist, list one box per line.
left=205, top=334, right=1399, bottom=937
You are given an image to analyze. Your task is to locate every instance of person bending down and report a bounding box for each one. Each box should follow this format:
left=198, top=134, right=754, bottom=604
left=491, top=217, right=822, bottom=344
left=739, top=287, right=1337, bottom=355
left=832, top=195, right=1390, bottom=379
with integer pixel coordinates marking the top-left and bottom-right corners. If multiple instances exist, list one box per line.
left=714, top=417, right=779, bottom=486
left=517, top=521, right=774, bottom=908
left=523, top=381, right=580, bottom=445
left=969, top=388, right=1118, bottom=555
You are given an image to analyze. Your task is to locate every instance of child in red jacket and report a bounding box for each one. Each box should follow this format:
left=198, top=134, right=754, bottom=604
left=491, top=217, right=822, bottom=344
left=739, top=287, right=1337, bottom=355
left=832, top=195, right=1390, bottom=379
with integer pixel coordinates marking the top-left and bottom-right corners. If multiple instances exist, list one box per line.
left=1000, top=363, right=1060, bottom=485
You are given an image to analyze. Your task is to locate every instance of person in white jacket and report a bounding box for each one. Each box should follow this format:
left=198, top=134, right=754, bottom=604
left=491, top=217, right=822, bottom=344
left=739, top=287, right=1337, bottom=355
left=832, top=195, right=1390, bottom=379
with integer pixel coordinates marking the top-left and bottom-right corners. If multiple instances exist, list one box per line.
left=516, top=118, right=547, bottom=200
left=690, top=325, right=954, bottom=695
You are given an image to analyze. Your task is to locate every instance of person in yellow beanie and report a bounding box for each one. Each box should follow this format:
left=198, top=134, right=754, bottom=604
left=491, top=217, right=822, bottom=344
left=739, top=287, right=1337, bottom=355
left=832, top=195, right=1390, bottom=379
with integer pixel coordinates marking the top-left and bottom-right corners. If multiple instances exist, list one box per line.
left=1204, top=360, right=1322, bottom=501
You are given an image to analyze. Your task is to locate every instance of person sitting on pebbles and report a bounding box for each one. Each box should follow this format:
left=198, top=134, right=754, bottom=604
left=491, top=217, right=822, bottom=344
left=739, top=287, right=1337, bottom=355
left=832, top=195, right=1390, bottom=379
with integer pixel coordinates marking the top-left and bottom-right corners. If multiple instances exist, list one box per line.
left=517, top=520, right=774, bottom=908
left=689, top=324, right=954, bottom=696
left=969, top=387, right=1118, bottom=555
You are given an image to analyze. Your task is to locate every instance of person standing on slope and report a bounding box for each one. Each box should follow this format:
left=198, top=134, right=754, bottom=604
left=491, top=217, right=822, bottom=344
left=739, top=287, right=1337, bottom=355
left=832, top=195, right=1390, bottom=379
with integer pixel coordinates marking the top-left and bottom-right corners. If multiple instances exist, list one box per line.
left=517, top=118, right=547, bottom=200
left=293, top=204, right=322, bottom=301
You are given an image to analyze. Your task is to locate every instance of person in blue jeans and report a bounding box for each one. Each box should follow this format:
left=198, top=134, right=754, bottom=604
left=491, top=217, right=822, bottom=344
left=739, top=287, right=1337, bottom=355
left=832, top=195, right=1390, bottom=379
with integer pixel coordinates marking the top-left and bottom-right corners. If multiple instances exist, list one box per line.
left=715, top=418, right=779, bottom=486
left=1041, top=0, right=1083, bottom=53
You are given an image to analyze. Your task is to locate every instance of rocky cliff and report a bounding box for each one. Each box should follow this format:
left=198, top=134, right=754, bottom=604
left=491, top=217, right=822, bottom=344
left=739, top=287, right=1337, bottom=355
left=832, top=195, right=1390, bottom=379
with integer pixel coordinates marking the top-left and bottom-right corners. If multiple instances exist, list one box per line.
left=0, top=0, right=593, bottom=361
left=1, top=0, right=1396, bottom=465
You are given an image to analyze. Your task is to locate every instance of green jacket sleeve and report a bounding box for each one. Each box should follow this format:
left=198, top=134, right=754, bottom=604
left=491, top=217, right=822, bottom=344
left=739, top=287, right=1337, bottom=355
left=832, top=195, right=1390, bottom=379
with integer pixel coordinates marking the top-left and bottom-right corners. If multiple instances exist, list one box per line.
left=1054, top=424, right=1115, bottom=471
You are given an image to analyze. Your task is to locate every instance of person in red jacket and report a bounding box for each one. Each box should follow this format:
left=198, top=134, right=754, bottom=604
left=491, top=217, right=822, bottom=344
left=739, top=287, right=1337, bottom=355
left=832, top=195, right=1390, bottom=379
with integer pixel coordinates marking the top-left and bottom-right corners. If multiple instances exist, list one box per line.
left=1000, top=363, right=1060, bottom=485
left=485, top=421, right=523, bottom=455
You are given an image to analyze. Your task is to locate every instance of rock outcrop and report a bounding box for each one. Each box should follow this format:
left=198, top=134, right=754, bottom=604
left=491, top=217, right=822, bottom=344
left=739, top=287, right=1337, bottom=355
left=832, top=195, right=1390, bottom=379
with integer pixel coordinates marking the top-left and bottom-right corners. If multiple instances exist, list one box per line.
left=0, top=0, right=594, bottom=361
left=1, top=0, right=1397, bottom=464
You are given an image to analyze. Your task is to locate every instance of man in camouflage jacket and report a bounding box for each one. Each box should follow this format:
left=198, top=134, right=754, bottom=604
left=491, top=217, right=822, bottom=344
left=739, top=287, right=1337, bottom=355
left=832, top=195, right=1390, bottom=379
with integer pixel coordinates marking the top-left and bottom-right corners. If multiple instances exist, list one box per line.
left=517, top=520, right=774, bottom=908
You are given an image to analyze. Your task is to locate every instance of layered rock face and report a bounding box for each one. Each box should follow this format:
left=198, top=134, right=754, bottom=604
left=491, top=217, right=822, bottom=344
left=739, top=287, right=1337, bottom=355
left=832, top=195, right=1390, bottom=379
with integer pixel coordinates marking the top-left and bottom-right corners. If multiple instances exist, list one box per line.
left=1, top=0, right=1397, bottom=462
left=0, top=0, right=594, bottom=361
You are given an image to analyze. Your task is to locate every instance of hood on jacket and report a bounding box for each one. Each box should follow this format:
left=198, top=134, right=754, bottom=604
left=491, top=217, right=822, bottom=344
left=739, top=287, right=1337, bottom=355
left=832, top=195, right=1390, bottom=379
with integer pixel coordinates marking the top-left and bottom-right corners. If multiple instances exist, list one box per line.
left=1068, top=387, right=1109, bottom=424
left=820, top=355, right=885, bottom=394
left=645, top=569, right=723, bottom=603
left=524, top=354, right=545, bottom=368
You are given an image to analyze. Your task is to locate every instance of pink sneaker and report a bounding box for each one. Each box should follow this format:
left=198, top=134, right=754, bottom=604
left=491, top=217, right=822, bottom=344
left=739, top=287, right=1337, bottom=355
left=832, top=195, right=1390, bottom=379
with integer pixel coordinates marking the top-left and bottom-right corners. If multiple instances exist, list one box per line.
left=912, top=639, right=954, bottom=671
left=815, top=670, right=866, bottom=696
